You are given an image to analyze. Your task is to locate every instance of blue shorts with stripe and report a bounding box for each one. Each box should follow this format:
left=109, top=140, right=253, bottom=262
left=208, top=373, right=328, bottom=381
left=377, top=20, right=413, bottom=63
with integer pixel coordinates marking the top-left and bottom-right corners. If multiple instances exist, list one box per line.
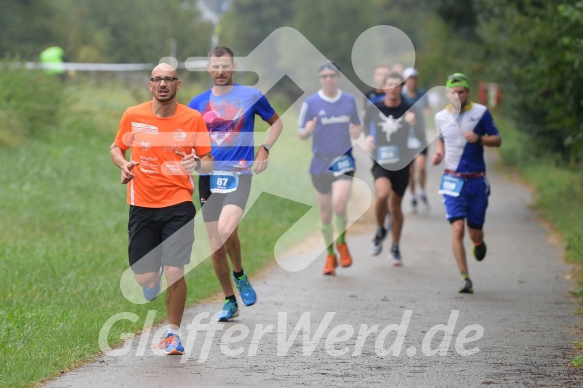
left=443, top=175, right=490, bottom=229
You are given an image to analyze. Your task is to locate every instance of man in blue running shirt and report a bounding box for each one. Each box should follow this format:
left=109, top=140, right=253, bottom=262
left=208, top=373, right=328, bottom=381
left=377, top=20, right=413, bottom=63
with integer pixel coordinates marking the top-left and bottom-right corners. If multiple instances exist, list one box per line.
left=432, top=73, right=502, bottom=294
left=189, top=46, right=283, bottom=321
left=298, top=61, right=362, bottom=275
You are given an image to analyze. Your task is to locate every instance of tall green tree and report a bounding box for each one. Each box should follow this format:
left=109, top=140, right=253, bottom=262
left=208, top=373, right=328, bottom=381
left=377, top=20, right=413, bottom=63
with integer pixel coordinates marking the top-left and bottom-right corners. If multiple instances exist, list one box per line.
left=0, top=0, right=213, bottom=63
left=478, top=0, right=583, bottom=161
left=219, top=0, right=294, bottom=56
left=0, top=0, right=60, bottom=59
left=68, top=0, right=213, bottom=62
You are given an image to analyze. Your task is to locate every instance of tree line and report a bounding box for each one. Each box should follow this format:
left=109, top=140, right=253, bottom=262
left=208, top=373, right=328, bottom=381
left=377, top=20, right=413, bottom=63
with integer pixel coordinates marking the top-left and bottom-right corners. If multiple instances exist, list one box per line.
left=219, top=0, right=582, bottom=163
left=1, top=0, right=581, bottom=162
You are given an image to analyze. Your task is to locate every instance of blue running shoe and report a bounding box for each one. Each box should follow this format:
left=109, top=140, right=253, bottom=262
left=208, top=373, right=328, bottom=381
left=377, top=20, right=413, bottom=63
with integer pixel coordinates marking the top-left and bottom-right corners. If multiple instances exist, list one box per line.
left=158, top=333, right=184, bottom=355
left=143, top=267, right=163, bottom=302
left=234, top=273, right=257, bottom=306
left=218, top=299, right=239, bottom=322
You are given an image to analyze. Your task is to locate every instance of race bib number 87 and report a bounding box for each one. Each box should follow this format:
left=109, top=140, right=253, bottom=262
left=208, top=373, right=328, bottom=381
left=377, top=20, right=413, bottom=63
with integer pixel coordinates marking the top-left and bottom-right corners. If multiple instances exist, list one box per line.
left=210, top=171, right=240, bottom=194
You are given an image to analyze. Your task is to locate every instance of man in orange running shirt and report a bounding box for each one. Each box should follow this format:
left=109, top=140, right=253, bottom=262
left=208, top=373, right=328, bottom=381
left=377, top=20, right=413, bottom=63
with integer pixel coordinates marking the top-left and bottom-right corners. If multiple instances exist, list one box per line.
left=110, top=63, right=214, bottom=355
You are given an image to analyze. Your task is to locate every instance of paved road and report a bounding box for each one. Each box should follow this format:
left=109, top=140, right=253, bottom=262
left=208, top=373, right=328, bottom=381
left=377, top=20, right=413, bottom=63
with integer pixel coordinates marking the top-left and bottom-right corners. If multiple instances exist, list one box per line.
left=45, top=146, right=582, bottom=387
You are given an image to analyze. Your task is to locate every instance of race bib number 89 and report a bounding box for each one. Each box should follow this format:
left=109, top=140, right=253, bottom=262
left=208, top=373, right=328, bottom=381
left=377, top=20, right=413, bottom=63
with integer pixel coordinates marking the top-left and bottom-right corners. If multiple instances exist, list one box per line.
left=439, top=174, right=465, bottom=197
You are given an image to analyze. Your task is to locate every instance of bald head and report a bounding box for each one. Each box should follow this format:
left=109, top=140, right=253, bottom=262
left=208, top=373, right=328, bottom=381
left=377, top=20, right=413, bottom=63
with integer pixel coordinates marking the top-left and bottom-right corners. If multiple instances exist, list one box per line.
left=148, top=63, right=180, bottom=104
left=151, top=63, right=177, bottom=78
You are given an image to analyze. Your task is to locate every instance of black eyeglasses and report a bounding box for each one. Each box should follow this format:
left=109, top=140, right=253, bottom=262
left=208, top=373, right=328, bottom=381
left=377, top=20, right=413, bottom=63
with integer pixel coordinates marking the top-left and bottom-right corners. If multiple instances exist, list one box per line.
left=319, top=74, right=338, bottom=79
left=150, top=76, right=178, bottom=83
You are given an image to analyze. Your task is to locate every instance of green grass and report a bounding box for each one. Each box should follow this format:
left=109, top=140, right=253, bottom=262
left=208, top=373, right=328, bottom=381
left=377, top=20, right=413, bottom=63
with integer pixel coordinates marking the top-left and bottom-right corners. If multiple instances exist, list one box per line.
left=494, top=113, right=583, bottom=367
left=0, top=78, right=315, bottom=387
left=495, top=114, right=583, bottom=271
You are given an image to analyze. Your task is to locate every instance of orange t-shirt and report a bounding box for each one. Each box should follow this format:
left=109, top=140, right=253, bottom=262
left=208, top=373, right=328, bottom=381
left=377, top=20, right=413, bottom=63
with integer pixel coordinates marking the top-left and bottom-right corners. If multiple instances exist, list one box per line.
left=114, top=101, right=212, bottom=208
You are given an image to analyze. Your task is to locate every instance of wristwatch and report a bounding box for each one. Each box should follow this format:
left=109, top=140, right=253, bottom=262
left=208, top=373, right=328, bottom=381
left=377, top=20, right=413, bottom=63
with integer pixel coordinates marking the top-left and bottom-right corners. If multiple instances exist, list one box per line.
left=261, top=143, right=271, bottom=154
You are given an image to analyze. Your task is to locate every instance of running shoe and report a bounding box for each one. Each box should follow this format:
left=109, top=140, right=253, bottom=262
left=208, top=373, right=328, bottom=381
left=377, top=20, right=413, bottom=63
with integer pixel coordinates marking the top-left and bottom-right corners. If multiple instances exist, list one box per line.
left=420, top=193, right=430, bottom=211
left=411, top=197, right=418, bottom=214
left=233, top=273, right=257, bottom=306
left=369, top=227, right=387, bottom=256
left=142, top=267, right=163, bottom=302
left=217, top=299, right=239, bottom=321
left=323, top=253, right=338, bottom=275
left=390, top=246, right=402, bottom=267
left=336, top=242, right=352, bottom=268
left=458, top=278, right=474, bottom=294
left=157, top=333, right=184, bottom=355
left=473, top=242, right=487, bottom=262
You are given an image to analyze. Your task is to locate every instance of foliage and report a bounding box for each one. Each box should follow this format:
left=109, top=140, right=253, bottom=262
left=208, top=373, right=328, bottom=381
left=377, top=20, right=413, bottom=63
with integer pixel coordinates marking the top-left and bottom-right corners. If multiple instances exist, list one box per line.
left=219, top=0, right=295, bottom=56
left=476, top=0, right=583, bottom=162
left=572, top=355, right=583, bottom=368
left=219, top=0, right=441, bottom=92
left=0, top=58, right=64, bottom=146
left=0, top=0, right=58, bottom=59
left=0, top=0, right=214, bottom=63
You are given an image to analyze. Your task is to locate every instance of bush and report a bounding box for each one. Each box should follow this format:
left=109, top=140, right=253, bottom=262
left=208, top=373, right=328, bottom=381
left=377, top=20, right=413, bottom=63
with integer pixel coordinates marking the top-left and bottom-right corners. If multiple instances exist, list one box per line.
left=0, top=58, right=65, bottom=146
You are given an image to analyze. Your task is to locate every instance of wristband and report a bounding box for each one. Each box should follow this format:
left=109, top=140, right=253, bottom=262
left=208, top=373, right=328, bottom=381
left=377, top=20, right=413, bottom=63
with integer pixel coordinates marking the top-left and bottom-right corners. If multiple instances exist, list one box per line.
left=261, top=144, right=271, bottom=154
left=194, top=157, right=201, bottom=171
left=477, top=134, right=482, bottom=144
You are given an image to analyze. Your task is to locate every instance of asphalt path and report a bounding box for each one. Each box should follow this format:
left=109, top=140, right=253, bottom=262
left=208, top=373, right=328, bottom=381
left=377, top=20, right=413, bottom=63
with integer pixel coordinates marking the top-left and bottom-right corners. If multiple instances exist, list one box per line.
left=45, top=142, right=582, bottom=387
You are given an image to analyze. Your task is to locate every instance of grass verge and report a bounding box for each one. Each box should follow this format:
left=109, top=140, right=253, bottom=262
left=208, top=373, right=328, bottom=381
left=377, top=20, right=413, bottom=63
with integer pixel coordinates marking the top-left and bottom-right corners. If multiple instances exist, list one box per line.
left=0, top=78, right=316, bottom=387
left=494, top=113, right=583, bottom=367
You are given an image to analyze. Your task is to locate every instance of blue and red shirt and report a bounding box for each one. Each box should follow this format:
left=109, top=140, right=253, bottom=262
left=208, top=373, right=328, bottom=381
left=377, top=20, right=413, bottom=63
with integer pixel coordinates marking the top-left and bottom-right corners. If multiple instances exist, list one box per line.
left=188, top=84, right=275, bottom=173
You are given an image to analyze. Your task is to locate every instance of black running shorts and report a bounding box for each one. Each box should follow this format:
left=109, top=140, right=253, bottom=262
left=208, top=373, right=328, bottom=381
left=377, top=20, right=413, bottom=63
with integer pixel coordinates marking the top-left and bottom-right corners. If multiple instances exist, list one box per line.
left=311, top=171, right=354, bottom=194
left=198, top=174, right=253, bottom=222
left=371, top=163, right=410, bottom=197
left=128, top=201, right=195, bottom=274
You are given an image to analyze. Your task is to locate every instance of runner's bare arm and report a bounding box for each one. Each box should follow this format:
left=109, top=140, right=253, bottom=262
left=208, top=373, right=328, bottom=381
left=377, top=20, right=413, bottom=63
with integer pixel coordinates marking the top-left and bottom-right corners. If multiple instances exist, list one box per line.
left=298, top=117, right=317, bottom=140
left=349, top=124, right=362, bottom=139
left=254, top=113, right=283, bottom=174
left=110, top=143, right=139, bottom=184
left=175, top=150, right=214, bottom=174
left=197, top=152, right=214, bottom=174
left=431, top=140, right=445, bottom=165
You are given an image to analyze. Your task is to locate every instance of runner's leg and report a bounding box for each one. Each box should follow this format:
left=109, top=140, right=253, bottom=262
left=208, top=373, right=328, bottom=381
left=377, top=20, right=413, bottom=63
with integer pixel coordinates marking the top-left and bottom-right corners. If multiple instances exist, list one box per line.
left=451, top=219, right=469, bottom=275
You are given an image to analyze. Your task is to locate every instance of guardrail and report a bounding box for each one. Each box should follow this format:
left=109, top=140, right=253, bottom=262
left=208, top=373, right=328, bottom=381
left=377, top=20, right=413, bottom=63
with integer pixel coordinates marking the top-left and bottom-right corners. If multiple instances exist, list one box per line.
left=22, top=60, right=208, bottom=72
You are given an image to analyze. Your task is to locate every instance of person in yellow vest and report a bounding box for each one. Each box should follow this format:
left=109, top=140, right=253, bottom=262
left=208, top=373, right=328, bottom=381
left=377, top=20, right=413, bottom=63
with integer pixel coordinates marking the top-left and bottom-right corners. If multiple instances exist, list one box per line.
left=39, top=45, right=66, bottom=81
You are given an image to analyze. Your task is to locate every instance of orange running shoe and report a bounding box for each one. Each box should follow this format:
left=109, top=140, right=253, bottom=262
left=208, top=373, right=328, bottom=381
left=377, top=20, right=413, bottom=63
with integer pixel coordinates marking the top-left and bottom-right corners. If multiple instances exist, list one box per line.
left=336, top=242, right=353, bottom=268
left=323, top=254, right=338, bottom=275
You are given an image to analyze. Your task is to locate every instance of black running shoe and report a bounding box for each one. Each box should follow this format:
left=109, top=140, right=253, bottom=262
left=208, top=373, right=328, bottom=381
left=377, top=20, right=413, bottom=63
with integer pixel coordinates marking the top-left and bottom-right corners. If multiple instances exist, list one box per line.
left=411, top=198, right=418, bottom=214
left=420, top=193, right=430, bottom=211
left=390, top=247, right=402, bottom=267
left=369, top=227, right=387, bottom=256
left=473, top=242, right=487, bottom=262
left=458, top=278, right=474, bottom=294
